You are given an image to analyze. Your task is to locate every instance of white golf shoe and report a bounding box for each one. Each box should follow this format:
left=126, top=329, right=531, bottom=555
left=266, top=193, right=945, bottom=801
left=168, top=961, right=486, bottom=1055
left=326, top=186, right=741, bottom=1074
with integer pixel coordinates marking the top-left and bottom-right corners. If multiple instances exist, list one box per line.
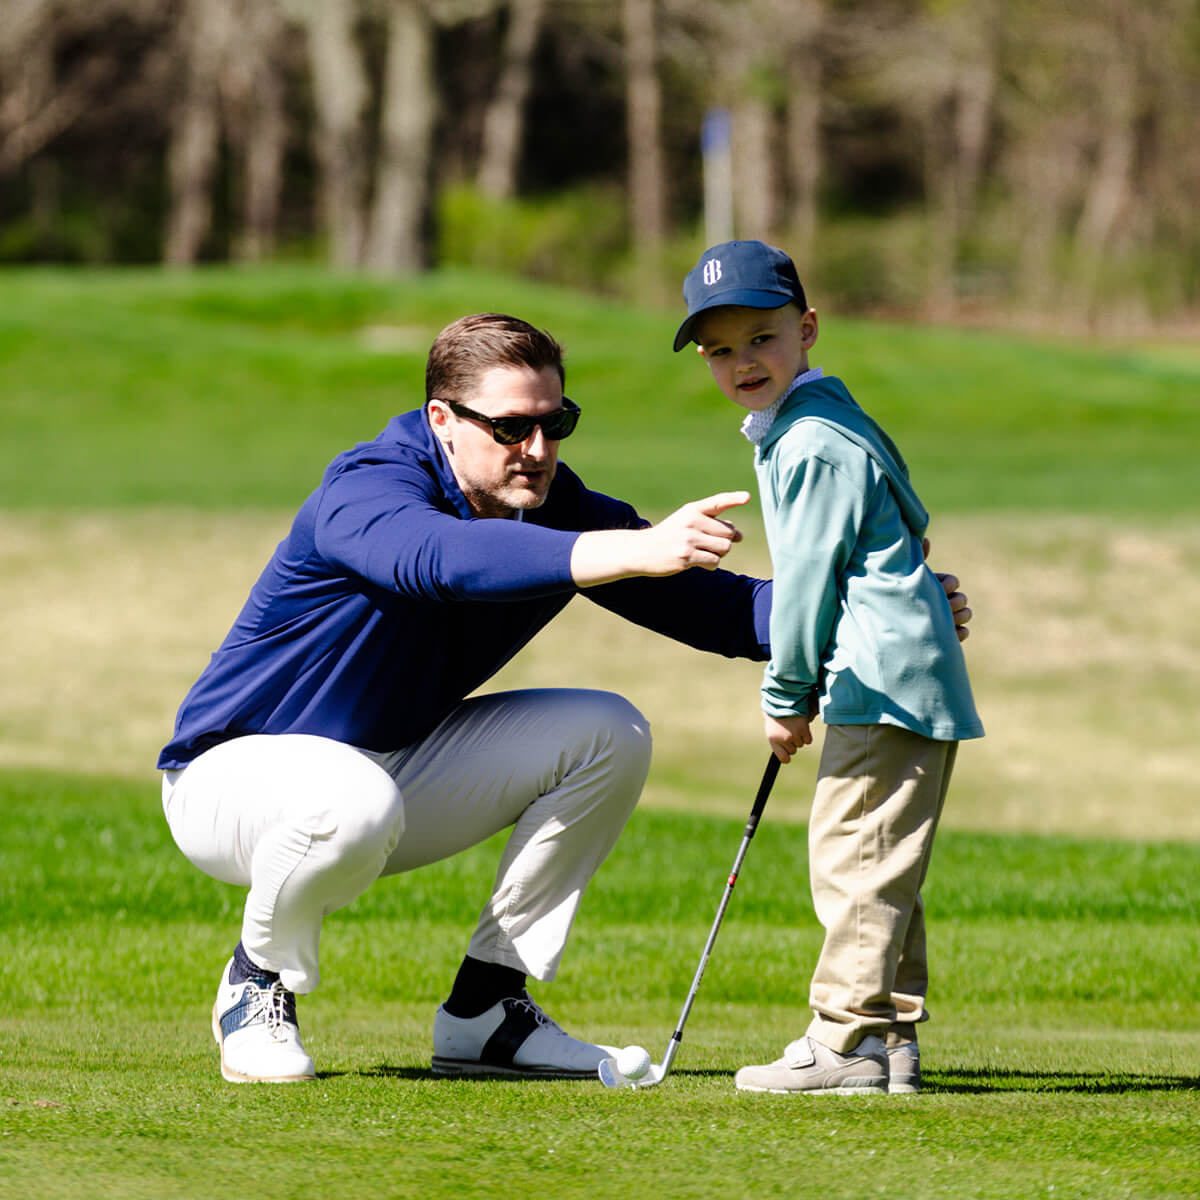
left=211, top=958, right=315, bottom=1083
left=431, top=993, right=618, bottom=1079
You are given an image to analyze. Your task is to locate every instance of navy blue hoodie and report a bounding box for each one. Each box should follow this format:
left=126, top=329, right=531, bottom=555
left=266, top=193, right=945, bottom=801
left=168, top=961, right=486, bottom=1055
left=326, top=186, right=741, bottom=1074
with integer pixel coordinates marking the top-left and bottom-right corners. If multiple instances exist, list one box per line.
left=159, top=408, right=771, bottom=768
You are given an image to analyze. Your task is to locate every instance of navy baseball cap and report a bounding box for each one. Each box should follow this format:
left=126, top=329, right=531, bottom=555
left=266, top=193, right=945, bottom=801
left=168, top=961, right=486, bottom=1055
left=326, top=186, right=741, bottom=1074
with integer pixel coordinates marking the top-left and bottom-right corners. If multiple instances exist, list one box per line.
left=673, top=240, right=807, bottom=351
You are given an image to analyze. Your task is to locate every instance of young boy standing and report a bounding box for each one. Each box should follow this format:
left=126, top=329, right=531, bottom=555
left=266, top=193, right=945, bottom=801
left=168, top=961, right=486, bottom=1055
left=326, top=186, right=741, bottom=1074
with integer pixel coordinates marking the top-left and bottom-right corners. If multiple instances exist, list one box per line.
left=674, top=240, right=984, bottom=1095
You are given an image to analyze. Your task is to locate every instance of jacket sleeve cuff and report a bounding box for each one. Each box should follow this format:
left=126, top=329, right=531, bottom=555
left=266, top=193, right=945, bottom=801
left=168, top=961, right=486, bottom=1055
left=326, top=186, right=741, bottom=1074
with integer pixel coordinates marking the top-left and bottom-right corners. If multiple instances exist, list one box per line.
left=761, top=677, right=818, bottom=718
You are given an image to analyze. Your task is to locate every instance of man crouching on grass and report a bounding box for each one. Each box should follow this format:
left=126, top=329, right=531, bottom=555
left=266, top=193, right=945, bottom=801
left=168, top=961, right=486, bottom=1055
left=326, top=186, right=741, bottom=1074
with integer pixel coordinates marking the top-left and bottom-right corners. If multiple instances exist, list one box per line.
left=157, top=312, right=974, bottom=1083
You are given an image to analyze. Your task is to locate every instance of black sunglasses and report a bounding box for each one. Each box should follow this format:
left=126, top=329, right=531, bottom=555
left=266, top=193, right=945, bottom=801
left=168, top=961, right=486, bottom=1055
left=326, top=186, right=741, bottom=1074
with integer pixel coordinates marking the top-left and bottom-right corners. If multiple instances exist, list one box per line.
left=441, top=396, right=581, bottom=445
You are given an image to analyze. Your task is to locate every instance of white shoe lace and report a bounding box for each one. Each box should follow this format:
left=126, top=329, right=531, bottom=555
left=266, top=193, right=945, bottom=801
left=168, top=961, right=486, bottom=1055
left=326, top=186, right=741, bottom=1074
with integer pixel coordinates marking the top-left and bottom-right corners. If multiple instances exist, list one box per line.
left=243, top=979, right=297, bottom=1043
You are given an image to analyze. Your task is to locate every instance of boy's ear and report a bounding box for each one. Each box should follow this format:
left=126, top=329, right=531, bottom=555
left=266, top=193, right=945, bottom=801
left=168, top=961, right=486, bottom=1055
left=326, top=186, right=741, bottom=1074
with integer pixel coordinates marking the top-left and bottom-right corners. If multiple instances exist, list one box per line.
left=801, top=308, right=819, bottom=350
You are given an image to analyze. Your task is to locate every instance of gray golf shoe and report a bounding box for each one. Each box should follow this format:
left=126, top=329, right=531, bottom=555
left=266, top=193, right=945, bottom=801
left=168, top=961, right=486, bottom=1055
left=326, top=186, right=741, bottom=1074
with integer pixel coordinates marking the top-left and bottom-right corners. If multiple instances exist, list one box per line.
left=735, top=1034, right=888, bottom=1095
left=431, top=993, right=618, bottom=1079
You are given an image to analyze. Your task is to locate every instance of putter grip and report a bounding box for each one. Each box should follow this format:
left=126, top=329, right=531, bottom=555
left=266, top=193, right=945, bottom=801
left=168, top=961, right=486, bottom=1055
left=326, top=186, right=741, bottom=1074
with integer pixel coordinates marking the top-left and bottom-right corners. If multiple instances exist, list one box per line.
left=743, top=755, right=781, bottom=838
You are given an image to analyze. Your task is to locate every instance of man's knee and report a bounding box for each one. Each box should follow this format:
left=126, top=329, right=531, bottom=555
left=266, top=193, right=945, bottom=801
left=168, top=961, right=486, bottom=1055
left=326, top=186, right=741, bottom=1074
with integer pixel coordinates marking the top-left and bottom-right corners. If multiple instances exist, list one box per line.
left=563, top=686, right=648, bottom=744
left=324, top=755, right=407, bottom=865
left=603, top=691, right=653, bottom=767
left=568, top=690, right=653, bottom=791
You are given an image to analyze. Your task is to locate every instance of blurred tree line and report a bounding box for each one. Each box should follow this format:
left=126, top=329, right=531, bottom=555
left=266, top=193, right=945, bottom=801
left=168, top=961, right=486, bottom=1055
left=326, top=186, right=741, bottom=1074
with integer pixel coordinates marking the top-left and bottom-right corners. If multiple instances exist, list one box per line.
left=1, top=0, right=1198, bottom=327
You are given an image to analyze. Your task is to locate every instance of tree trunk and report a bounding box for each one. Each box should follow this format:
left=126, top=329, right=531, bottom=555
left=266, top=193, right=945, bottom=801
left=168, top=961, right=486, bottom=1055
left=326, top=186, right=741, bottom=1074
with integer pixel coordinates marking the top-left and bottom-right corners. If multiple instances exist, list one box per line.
left=1012, top=132, right=1082, bottom=312
left=306, top=0, right=369, bottom=268
left=0, top=4, right=55, bottom=174
left=920, top=93, right=958, bottom=319
left=164, top=0, right=234, bottom=265
left=784, top=55, right=820, bottom=264
left=477, top=0, right=544, bottom=200
left=365, top=0, right=437, bottom=274
left=953, top=60, right=994, bottom=225
left=921, top=53, right=994, bottom=319
left=778, top=0, right=823, bottom=263
left=733, top=95, right=775, bottom=240
left=234, top=0, right=288, bottom=262
left=623, top=0, right=666, bottom=252
left=1074, top=72, right=1135, bottom=257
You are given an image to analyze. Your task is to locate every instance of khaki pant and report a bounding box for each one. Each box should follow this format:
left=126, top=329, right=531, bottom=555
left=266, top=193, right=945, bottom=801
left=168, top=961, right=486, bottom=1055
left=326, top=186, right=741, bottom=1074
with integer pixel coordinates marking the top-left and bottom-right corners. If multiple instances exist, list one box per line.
left=806, top=723, right=957, bottom=1054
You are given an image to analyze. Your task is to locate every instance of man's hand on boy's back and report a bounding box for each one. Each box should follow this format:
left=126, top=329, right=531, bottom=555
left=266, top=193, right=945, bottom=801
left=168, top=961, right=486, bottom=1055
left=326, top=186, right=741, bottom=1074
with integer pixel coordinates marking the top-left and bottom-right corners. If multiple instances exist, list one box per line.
left=924, top=537, right=973, bottom=643
left=765, top=712, right=814, bottom=764
left=942, top=580, right=972, bottom=641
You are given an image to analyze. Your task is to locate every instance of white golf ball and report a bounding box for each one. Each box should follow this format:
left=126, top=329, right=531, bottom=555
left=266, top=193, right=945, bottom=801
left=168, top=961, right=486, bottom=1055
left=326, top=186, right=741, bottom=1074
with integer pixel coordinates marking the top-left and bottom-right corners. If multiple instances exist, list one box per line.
left=616, top=1044, right=651, bottom=1080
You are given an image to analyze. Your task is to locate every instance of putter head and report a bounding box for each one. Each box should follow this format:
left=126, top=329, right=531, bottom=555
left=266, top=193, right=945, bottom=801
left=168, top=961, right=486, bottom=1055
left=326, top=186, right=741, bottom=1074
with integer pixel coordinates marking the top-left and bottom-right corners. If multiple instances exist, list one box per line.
left=598, top=1055, right=667, bottom=1089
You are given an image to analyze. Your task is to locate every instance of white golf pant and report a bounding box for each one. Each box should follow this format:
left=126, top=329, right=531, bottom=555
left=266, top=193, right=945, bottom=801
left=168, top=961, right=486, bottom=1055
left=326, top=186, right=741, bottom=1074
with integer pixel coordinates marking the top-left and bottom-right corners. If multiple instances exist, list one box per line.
left=161, top=689, right=652, bottom=994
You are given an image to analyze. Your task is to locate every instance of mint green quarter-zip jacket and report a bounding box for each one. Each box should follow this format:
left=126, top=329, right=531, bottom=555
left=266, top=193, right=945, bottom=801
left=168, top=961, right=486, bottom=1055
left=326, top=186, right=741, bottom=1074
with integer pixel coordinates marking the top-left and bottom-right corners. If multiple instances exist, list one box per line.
left=754, top=375, right=983, bottom=742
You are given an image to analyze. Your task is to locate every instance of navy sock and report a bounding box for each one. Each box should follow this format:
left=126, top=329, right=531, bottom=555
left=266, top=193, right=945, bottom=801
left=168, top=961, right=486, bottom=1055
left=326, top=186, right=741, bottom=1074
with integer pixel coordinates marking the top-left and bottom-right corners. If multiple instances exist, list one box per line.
left=229, top=941, right=279, bottom=985
left=443, top=956, right=527, bottom=1018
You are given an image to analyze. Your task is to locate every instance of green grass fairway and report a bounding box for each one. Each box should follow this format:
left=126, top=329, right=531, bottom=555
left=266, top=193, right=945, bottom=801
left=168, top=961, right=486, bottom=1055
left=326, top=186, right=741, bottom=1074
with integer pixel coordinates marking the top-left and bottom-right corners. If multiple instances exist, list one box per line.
left=2, top=266, right=1199, bottom=1197
left=2, top=772, right=1198, bottom=1199
left=2, top=264, right=1198, bottom=516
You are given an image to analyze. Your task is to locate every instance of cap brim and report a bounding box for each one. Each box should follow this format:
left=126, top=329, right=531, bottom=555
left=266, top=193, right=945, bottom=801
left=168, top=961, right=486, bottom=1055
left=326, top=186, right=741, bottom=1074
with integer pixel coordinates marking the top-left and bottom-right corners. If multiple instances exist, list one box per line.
left=672, top=289, right=797, bottom=351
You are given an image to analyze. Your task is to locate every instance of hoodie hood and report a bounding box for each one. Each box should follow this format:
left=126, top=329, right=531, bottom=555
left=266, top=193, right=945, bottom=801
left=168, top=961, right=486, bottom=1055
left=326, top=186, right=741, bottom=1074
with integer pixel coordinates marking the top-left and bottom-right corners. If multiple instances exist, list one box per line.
left=756, top=375, right=929, bottom=538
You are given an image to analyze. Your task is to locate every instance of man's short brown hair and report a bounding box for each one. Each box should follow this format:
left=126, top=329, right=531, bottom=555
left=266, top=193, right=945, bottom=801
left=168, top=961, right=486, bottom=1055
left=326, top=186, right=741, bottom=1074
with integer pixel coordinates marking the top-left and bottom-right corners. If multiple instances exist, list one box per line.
left=425, top=313, right=565, bottom=405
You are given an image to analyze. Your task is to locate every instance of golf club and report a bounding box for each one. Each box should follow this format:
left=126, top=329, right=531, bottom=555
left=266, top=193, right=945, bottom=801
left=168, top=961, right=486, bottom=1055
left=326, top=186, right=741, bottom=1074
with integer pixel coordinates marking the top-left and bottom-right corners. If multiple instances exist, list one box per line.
left=599, top=753, right=782, bottom=1089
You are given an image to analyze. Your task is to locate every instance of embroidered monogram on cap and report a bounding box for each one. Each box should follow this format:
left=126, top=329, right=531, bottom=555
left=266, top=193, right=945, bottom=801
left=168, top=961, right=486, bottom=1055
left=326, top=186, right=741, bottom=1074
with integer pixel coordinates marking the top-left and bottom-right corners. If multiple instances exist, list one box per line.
left=703, top=258, right=722, bottom=286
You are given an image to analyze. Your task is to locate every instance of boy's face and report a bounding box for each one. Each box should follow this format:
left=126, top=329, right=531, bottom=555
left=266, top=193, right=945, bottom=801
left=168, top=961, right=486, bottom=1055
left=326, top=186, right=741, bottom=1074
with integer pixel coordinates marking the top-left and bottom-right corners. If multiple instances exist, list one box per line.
left=694, top=303, right=819, bottom=412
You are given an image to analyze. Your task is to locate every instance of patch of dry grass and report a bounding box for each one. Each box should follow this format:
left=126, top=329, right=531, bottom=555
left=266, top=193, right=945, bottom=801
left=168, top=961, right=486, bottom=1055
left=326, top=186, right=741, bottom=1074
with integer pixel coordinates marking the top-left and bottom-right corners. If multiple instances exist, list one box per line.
left=0, top=511, right=284, bottom=778
left=4, top=510, right=1197, bottom=841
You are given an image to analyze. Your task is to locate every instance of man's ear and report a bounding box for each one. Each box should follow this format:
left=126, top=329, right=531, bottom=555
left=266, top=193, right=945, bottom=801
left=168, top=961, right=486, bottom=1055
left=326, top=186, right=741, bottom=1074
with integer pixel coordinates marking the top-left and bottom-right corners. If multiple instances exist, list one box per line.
left=427, top=400, right=454, bottom=448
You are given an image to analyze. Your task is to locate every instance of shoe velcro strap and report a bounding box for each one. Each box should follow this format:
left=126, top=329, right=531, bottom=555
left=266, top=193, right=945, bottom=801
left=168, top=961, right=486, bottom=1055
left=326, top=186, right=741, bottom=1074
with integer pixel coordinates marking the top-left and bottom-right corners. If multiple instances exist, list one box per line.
left=479, top=997, right=542, bottom=1067
left=783, top=1038, right=815, bottom=1069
